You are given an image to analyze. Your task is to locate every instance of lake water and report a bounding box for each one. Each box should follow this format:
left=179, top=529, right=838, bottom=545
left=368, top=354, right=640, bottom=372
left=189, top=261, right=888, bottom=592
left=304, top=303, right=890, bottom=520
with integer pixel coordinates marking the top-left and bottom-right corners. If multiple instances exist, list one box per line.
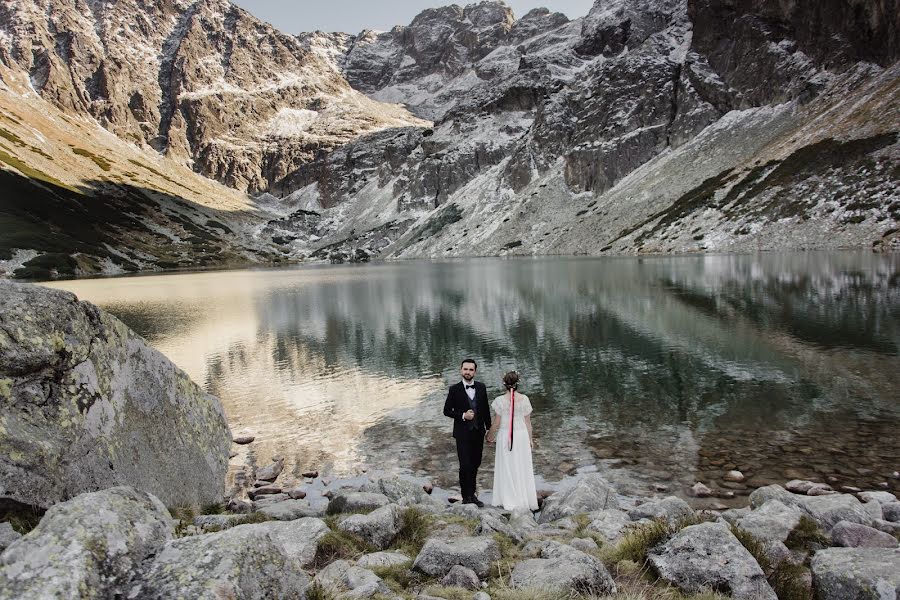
left=45, top=253, right=900, bottom=507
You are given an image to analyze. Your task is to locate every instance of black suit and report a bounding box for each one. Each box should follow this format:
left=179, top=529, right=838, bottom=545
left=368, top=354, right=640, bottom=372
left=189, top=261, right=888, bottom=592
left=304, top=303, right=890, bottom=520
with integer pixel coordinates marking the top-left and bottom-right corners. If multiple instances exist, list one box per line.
left=443, top=380, right=491, bottom=500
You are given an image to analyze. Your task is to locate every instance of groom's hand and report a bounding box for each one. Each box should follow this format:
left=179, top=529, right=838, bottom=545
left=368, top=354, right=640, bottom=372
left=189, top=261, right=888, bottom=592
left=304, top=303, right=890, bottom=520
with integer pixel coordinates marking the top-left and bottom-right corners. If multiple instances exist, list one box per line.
left=463, top=409, right=474, bottom=421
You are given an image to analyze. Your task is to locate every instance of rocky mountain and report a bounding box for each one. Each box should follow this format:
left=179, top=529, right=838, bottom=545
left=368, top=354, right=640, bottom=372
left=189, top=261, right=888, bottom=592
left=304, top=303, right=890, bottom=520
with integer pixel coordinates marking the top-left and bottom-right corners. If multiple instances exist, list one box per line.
left=0, top=0, right=898, bottom=278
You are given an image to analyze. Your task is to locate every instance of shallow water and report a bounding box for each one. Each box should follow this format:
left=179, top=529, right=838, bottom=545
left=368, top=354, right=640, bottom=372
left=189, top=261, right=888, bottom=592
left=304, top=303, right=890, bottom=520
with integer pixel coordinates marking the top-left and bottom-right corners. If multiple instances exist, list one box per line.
left=46, top=252, right=900, bottom=506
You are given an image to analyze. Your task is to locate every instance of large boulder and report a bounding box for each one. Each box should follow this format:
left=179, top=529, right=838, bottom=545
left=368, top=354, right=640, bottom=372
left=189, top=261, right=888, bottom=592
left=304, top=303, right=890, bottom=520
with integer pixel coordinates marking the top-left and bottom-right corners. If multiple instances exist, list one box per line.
left=475, top=512, right=526, bottom=544
left=412, top=536, right=500, bottom=578
left=0, top=282, right=230, bottom=509
left=510, top=541, right=616, bottom=594
left=628, top=496, right=695, bottom=525
left=0, top=487, right=172, bottom=600
left=648, top=522, right=777, bottom=600
left=831, top=521, right=899, bottom=549
left=811, top=548, right=900, bottom=600
left=538, top=474, right=619, bottom=523
left=338, top=504, right=402, bottom=550
left=735, top=500, right=803, bottom=543
left=138, top=521, right=315, bottom=598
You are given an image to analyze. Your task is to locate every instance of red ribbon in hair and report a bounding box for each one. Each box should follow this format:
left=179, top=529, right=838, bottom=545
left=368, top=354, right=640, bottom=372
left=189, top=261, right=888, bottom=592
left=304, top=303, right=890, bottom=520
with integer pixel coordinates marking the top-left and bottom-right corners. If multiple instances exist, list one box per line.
left=508, top=389, right=515, bottom=450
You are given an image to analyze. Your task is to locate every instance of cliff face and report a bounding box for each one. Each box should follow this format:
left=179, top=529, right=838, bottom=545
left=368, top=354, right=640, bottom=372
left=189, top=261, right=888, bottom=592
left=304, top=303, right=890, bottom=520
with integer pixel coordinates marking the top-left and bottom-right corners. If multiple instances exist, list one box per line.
left=1, top=0, right=898, bottom=277
left=0, top=0, right=427, bottom=192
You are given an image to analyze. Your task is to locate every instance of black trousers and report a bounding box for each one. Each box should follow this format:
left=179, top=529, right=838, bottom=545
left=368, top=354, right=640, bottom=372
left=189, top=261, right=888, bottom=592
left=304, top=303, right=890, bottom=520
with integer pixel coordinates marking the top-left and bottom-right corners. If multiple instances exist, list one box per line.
left=455, top=428, right=485, bottom=499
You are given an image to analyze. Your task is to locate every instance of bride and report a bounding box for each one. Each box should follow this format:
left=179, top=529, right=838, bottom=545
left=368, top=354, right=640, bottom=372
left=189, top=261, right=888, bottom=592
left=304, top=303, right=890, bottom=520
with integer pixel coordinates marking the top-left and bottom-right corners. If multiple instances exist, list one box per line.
left=487, top=371, right=538, bottom=511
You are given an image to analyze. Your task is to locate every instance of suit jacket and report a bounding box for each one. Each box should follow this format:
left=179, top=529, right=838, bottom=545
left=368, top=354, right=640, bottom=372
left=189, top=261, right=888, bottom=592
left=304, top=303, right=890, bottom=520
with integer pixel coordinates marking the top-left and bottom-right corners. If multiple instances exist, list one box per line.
left=443, top=381, right=491, bottom=438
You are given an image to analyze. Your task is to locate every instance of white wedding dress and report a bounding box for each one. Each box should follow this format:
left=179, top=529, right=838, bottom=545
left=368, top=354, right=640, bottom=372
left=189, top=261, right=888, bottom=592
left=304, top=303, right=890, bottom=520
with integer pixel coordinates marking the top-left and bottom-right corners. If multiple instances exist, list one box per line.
left=491, top=391, right=538, bottom=511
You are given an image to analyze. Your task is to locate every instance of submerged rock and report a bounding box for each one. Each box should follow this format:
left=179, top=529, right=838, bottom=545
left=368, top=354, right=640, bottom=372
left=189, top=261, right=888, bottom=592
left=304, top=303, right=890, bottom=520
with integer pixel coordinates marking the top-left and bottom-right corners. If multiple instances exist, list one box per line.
left=0, top=282, right=231, bottom=509
left=0, top=487, right=172, bottom=600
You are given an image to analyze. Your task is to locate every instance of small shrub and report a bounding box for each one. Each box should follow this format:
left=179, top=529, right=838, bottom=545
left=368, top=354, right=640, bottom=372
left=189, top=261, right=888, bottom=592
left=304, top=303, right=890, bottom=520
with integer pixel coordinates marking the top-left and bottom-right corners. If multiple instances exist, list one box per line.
left=728, top=524, right=772, bottom=574
left=422, top=585, right=471, bottom=600
left=490, top=532, right=522, bottom=581
left=605, top=518, right=675, bottom=564
left=785, top=516, right=830, bottom=552
left=314, top=529, right=370, bottom=567
left=769, top=562, right=813, bottom=600
left=0, top=500, right=44, bottom=535
left=304, top=582, right=335, bottom=600
left=393, top=507, right=431, bottom=556
left=201, top=502, right=224, bottom=515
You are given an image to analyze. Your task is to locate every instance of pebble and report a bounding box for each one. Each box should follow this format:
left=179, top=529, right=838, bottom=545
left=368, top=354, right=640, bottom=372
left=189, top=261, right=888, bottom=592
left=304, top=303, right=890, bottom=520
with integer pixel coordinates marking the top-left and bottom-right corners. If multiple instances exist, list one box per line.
left=691, top=482, right=713, bottom=498
left=249, top=485, right=282, bottom=498
left=654, top=483, right=669, bottom=492
left=287, top=488, right=307, bottom=500
left=841, top=486, right=862, bottom=493
left=423, top=483, right=434, bottom=494
left=724, top=470, right=745, bottom=483
left=302, top=470, right=319, bottom=479
left=232, top=435, right=255, bottom=445
left=877, top=482, right=890, bottom=489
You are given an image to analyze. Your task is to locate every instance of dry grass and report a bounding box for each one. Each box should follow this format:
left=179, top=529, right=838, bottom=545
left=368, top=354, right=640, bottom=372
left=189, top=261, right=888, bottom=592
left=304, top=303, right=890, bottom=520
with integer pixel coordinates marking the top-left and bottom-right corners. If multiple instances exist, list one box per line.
left=391, top=507, right=432, bottom=556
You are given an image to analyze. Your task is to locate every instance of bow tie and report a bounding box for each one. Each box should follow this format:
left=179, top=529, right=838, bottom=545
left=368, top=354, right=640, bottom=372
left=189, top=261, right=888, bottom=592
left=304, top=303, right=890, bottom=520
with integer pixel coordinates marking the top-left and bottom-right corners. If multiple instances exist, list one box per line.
left=465, top=385, right=475, bottom=390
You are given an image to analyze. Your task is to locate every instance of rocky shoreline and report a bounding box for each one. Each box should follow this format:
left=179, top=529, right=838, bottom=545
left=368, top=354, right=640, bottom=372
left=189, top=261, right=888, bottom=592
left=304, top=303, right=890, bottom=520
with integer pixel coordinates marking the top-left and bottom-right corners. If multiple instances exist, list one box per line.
left=1, top=467, right=899, bottom=599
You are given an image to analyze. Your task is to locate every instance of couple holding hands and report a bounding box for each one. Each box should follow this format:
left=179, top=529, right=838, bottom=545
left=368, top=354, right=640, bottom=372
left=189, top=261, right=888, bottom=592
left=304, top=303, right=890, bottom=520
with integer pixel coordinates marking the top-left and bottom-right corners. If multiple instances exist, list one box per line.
left=443, top=359, right=538, bottom=511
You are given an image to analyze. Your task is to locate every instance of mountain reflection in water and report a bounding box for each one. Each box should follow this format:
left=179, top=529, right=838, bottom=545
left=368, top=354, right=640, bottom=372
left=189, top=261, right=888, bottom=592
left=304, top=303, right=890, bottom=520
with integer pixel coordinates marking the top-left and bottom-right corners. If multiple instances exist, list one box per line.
left=46, top=253, right=900, bottom=506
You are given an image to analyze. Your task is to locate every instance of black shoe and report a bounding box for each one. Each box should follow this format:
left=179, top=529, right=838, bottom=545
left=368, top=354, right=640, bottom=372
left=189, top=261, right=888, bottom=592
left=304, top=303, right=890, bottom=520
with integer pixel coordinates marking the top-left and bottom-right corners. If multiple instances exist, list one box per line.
left=470, top=496, right=484, bottom=508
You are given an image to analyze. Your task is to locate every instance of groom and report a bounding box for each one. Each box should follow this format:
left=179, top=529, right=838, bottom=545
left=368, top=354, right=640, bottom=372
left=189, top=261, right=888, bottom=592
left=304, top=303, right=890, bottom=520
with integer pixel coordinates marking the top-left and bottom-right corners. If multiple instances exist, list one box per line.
left=443, top=358, right=491, bottom=507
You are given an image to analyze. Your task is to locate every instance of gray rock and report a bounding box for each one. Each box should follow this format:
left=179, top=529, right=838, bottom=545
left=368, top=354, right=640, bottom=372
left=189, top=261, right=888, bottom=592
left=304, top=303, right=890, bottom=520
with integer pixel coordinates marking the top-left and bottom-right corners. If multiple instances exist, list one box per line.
left=227, top=497, right=253, bottom=513
left=473, top=592, right=491, bottom=600
left=0, top=524, right=21, bottom=553
left=259, top=499, right=325, bottom=521
left=0, top=487, right=172, bottom=600
left=192, top=514, right=248, bottom=530
left=750, top=484, right=798, bottom=509
left=256, top=457, right=285, bottom=482
left=508, top=507, right=537, bottom=531
left=858, top=491, right=898, bottom=505
left=860, top=499, right=884, bottom=522
left=811, top=548, right=900, bottom=599
left=690, top=482, right=713, bottom=497
left=570, top=537, right=599, bottom=552
left=254, top=518, right=330, bottom=568
left=315, top=559, right=390, bottom=598
left=872, top=519, right=900, bottom=536
left=233, top=435, right=255, bottom=444
left=648, top=522, right=777, bottom=600
left=735, top=500, right=803, bottom=543
left=787, top=479, right=832, bottom=494
left=749, top=485, right=874, bottom=531
left=253, top=493, right=291, bottom=507
left=538, top=474, right=619, bottom=523
left=475, top=512, right=526, bottom=544
left=441, top=564, right=480, bottom=590
left=586, top=508, right=632, bottom=542
left=762, top=540, right=793, bottom=566
left=250, top=484, right=283, bottom=497
left=510, top=541, right=616, bottom=594
left=339, top=504, right=402, bottom=550
left=882, top=502, right=900, bottom=522
left=362, top=476, right=435, bottom=505
left=287, top=487, right=307, bottom=500
left=628, top=496, right=695, bottom=525
left=138, top=520, right=316, bottom=598
left=552, top=516, right=580, bottom=530
left=720, top=507, right=752, bottom=525
left=328, top=492, right=391, bottom=515
left=802, top=494, right=875, bottom=531
left=412, top=536, right=500, bottom=578
left=356, top=551, right=411, bottom=568
left=0, top=282, right=231, bottom=509
left=445, top=502, right=482, bottom=520
left=831, top=521, right=899, bottom=548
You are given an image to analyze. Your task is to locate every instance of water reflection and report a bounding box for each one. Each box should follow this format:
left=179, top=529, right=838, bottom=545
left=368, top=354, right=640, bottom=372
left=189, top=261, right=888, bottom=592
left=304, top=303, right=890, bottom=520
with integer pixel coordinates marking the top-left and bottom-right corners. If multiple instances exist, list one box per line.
left=46, top=253, right=900, bottom=505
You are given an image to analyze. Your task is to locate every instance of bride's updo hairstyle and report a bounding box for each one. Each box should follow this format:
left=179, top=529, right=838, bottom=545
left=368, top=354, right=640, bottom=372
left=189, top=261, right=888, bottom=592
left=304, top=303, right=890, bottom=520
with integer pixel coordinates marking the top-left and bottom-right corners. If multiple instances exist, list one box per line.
left=503, top=371, right=519, bottom=390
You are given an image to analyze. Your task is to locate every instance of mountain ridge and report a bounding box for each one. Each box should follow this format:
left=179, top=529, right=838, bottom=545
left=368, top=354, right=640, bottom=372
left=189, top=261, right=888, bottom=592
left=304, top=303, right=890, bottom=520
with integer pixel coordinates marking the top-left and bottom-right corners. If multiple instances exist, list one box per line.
left=1, top=0, right=898, bottom=278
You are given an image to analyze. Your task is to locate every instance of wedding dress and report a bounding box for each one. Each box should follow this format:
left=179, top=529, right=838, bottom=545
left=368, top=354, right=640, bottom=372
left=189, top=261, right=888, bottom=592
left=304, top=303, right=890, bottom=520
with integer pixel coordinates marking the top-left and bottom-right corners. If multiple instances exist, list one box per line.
left=491, top=391, right=538, bottom=510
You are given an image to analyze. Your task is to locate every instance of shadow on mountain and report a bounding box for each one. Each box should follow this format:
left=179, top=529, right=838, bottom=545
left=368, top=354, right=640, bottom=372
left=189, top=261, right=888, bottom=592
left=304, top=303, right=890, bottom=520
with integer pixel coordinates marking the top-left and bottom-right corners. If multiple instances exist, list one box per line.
left=0, top=168, right=274, bottom=279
